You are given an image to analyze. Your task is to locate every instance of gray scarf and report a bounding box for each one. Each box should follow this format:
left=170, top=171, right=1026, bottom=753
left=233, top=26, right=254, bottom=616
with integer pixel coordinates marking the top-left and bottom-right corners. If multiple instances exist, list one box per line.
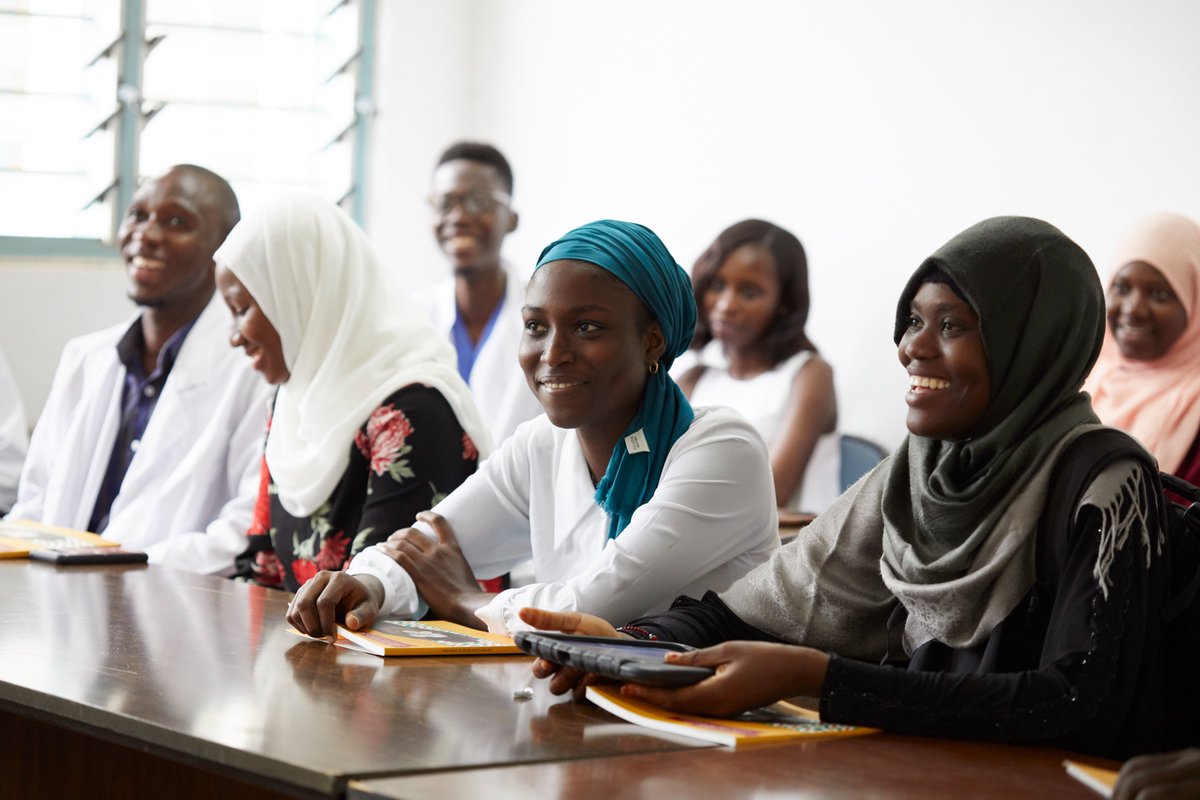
left=723, top=217, right=1111, bottom=655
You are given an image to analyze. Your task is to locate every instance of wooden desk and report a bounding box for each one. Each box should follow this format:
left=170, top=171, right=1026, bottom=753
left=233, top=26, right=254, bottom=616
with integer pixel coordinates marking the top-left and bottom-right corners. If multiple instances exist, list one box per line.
left=779, top=511, right=815, bottom=544
left=347, top=734, right=1116, bottom=800
left=0, top=562, right=704, bottom=799
left=0, top=561, right=1120, bottom=800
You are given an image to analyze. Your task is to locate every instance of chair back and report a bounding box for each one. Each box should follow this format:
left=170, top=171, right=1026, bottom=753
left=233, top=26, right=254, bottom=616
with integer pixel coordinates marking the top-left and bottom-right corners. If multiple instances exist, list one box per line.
left=838, top=434, right=888, bottom=492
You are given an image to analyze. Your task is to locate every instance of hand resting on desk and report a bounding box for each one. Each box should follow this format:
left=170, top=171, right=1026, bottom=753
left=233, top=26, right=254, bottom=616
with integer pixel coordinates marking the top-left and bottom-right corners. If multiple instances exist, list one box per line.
left=1114, top=748, right=1200, bottom=800
left=288, top=511, right=496, bottom=638
left=287, top=571, right=385, bottom=641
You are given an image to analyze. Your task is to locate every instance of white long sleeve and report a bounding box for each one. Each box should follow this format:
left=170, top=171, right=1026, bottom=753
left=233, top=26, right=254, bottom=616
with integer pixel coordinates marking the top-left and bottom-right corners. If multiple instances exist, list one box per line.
left=348, top=407, right=779, bottom=632
left=0, top=348, right=28, bottom=512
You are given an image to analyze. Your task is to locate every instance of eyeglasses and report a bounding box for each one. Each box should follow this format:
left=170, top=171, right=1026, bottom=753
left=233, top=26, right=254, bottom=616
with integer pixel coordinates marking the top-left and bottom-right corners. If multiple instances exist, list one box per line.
left=427, top=189, right=511, bottom=216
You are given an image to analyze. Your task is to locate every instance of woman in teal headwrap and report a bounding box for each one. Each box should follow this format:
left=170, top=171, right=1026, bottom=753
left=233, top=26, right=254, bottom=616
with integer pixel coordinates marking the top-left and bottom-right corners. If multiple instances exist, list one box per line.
left=533, top=219, right=697, bottom=540
left=521, top=217, right=1173, bottom=760
left=288, top=220, right=779, bottom=636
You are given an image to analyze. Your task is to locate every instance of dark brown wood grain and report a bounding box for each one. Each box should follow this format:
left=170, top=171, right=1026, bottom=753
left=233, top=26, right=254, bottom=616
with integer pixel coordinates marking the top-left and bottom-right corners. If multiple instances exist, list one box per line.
left=0, top=561, right=1120, bottom=800
left=0, top=561, right=704, bottom=797
left=348, top=734, right=1120, bottom=800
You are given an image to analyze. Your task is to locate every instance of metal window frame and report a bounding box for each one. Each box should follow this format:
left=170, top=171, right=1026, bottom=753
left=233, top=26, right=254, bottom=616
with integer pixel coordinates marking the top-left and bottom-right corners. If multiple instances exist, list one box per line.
left=0, top=0, right=376, bottom=260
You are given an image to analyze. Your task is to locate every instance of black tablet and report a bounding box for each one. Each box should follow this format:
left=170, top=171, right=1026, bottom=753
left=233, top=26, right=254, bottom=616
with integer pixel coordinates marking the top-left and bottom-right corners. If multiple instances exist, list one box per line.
left=513, top=631, right=714, bottom=687
left=29, top=547, right=149, bottom=565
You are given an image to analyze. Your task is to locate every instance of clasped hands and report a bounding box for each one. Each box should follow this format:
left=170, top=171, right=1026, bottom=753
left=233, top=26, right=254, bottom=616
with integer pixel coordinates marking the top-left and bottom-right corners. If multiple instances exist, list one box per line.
left=285, top=515, right=831, bottom=720
left=286, top=510, right=492, bottom=638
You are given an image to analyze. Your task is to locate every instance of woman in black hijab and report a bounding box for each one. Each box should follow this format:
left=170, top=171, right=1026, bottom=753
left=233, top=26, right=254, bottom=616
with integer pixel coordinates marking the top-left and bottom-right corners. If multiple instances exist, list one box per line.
left=523, top=217, right=1170, bottom=760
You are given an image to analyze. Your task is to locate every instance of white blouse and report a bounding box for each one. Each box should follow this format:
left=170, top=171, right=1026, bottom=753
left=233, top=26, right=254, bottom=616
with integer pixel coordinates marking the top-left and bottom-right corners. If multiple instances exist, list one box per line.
left=348, top=406, right=779, bottom=633
left=681, top=341, right=841, bottom=512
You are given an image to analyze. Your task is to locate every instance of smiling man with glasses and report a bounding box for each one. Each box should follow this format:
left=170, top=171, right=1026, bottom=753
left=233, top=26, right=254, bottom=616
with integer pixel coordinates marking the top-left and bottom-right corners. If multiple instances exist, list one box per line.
left=416, top=142, right=543, bottom=448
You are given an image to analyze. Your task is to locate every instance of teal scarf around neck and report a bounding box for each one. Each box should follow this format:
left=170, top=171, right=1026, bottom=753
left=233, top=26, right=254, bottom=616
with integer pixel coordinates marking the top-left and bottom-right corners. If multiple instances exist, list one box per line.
left=535, top=220, right=696, bottom=539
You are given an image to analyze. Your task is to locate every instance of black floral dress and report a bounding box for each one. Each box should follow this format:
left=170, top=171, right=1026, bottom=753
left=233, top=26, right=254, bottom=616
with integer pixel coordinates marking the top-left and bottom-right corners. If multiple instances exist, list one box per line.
left=241, top=385, right=480, bottom=593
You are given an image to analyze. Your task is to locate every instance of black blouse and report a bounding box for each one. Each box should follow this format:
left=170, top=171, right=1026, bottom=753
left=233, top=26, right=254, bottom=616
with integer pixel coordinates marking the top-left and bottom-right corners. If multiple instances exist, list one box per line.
left=623, top=497, right=1168, bottom=760
left=241, top=385, right=480, bottom=593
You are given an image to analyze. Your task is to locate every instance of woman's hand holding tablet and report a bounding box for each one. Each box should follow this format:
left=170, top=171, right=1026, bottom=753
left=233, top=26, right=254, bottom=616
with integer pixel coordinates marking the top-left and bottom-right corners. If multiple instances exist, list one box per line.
left=517, top=607, right=831, bottom=717
left=519, top=607, right=636, bottom=698
left=513, top=632, right=714, bottom=688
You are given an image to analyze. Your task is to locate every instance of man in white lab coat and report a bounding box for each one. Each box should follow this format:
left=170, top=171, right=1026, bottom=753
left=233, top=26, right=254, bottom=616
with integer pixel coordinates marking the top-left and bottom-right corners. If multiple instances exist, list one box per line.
left=0, top=347, right=28, bottom=514
left=415, top=142, right=542, bottom=447
left=7, top=165, right=271, bottom=575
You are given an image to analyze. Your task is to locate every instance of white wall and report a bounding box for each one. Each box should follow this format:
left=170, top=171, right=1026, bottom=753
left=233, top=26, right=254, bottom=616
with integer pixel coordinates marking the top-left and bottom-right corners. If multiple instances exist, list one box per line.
left=0, top=258, right=130, bottom=423
left=7, top=0, right=1200, bottom=450
left=367, top=0, right=478, bottom=282
left=365, top=0, right=1200, bottom=448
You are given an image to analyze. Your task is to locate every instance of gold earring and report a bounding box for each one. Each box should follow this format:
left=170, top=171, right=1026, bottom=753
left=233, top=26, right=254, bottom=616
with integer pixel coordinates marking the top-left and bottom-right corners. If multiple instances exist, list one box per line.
left=648, top=361, right=660, bottom=375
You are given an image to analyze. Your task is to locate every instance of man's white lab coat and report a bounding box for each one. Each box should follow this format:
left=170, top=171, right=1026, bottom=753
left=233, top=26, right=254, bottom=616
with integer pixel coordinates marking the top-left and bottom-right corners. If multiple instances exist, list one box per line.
left=8, top=295, right=272, bottom=575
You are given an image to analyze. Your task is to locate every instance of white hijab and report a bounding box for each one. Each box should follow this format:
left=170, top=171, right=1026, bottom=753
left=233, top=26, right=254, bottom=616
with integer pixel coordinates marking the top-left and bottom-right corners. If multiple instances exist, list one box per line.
left=214, top=193, right=493, bottom=517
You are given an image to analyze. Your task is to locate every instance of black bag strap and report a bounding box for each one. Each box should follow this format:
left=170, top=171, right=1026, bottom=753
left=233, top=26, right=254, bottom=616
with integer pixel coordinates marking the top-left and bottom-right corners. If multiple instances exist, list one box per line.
left=1159, top=472, right=1200, bottom=622
left=1162, top=555, right=1200, bottom=622
left=1161, top=472, right=1200, bottom=506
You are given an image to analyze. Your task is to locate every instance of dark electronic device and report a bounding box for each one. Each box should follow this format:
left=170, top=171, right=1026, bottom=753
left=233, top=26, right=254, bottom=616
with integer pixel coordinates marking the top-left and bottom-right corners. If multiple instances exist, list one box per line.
left=513, top=631, right=714, bottom=687
left=29, top=547, right=149, bottom=565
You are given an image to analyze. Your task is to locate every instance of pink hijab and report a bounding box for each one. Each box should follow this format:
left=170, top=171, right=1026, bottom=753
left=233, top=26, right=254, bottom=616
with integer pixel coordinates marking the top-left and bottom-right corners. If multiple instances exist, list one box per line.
left=1085, top=212, right=1200, bottom=474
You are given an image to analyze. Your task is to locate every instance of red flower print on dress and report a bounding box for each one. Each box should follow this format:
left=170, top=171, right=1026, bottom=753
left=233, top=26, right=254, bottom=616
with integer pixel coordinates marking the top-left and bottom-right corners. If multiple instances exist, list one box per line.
left=253, top=549, right=285, bottom=588
left=314, top=530, right=350, bottom=571
left=354, top=404, right=415, bottom=478
left=291, top=558, right=319, bottom=586
left=462, top=433, right=478, bottom=462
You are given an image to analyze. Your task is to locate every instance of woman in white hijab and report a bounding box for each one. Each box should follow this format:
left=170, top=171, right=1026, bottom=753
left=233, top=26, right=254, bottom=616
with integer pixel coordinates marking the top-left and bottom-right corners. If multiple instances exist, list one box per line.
left=213, top=194, right=492, bottom=592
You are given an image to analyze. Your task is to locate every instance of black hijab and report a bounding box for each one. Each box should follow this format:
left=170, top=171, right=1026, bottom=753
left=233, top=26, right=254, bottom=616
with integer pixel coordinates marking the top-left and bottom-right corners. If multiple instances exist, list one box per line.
left=883, top=216, right=1105, bottom=575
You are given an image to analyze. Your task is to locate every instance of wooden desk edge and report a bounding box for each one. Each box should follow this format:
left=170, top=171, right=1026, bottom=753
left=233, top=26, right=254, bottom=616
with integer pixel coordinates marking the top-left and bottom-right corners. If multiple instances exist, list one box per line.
left=0, top=691, right=344, bottom=798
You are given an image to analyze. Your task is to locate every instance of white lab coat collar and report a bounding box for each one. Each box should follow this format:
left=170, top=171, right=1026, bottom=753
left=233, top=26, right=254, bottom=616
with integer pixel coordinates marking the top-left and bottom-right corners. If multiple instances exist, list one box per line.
left=419, top=267, right=542, bottom=446
left=107, top=295, right=229, bottom=520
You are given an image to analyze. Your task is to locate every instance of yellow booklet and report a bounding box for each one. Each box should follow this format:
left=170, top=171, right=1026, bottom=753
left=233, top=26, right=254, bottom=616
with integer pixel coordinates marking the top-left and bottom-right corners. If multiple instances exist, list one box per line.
left=586, top=685, right=876, bottom=749
left=1063, top=760, right=1117, bottom=798
left=334, top=620, right=523, bottom=656
left=0, top=519, right=120, bottom=559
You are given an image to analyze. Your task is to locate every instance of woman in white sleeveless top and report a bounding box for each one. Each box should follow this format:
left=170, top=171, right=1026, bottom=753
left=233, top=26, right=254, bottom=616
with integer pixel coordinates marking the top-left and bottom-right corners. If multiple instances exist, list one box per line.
left=676, top=219, right=839, bottom=513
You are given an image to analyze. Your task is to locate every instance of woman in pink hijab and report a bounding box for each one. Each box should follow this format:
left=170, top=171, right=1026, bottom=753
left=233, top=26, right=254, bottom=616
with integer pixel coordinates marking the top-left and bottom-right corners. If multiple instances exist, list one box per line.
left=1085, top=212, right=1200, bottom=485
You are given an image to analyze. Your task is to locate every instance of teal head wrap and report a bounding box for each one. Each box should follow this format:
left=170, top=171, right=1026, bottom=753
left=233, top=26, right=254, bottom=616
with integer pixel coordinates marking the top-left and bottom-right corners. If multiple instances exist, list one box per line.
left=535, top=220, right=696, bottom=539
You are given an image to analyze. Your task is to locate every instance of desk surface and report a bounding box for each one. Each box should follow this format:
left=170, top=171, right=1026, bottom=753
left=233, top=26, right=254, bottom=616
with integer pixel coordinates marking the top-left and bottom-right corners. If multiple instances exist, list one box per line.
left=1, top=561, right=1119, bottom=799
left=0, top=561, right=703, bottom=796
left=348, top=735, right=1110, bottom=800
